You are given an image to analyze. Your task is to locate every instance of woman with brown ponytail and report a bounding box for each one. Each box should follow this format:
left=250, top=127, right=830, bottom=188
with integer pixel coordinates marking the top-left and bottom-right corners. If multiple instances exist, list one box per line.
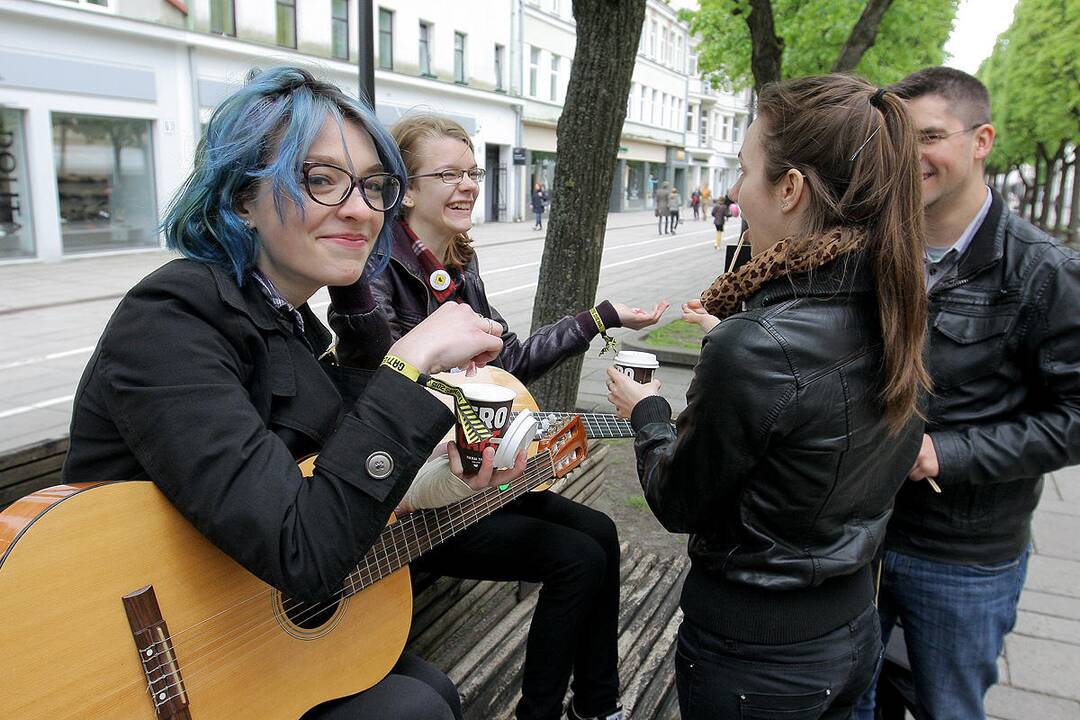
left=607, top=74, right=930, bottom=718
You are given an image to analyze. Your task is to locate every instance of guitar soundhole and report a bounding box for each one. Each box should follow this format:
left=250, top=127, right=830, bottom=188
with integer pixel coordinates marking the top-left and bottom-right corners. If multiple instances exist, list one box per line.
left=280, top=595, right=341, bottom=630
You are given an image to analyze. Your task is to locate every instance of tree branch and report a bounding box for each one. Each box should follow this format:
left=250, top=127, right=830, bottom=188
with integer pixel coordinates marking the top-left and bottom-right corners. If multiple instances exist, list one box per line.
left=832, top=0, right=897, bottom=73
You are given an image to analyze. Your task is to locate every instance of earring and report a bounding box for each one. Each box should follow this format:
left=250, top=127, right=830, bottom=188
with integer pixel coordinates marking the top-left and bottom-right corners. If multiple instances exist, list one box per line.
left=402, top=197, right=414, bottom=208
left=244, top=220, right=255, bottom=231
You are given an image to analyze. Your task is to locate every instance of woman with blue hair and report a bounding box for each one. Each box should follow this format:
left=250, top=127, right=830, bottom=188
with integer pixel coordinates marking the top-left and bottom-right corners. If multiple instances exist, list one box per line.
left=62, top=66, right=514, bottom=719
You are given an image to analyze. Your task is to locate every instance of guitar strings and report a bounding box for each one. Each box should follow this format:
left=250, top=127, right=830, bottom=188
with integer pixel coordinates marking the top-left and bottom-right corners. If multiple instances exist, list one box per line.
left=122, top=447, right=571, bottom=707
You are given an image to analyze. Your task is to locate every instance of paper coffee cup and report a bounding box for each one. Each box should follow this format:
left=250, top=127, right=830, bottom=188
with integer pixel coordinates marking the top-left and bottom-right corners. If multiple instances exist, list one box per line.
left=455, top=383, right=516, bottom=474
left=613, top=350, right=660, bottom=384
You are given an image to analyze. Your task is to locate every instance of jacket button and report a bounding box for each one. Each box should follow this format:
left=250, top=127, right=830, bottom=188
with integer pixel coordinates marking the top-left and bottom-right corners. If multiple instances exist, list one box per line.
left=366, top=452, right=394, bottom=479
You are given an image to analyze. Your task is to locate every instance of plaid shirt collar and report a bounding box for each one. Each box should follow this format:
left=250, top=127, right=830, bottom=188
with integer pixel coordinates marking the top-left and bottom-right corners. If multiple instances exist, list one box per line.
left=249, top=267, right=305, bottom=335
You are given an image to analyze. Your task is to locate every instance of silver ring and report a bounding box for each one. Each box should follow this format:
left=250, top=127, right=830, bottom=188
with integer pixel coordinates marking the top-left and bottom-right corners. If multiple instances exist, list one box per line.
left=487, top=318, right=494, bottom=334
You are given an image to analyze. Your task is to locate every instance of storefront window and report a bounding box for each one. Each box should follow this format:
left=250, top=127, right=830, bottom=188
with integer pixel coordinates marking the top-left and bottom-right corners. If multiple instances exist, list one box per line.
left=625, top=160, right=645, bottom=209
left=530, top=150, right=556, bottom=205
left=52, top=113, right=158, bottom=254
left=0, top=109, right=34, bottom=260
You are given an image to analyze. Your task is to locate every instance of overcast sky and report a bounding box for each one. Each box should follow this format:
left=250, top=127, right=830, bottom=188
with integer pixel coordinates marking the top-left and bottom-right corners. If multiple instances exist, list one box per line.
left=670, top=0, right=1019, bottom=76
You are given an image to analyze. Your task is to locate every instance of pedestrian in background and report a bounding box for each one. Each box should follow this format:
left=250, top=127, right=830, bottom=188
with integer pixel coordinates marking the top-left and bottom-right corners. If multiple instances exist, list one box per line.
left=710, top=196, right=728, bottom=249
left=700, top=185, right=712, bottom=219
left=691, top=189, right=701, bottom=220
left=856, top=66, right=1080, bottom=720
left=654, top=180, right=670, bottom=235
left=531, top=182, right=547, bottom=231
left=668, top=186, right=681, bottom=234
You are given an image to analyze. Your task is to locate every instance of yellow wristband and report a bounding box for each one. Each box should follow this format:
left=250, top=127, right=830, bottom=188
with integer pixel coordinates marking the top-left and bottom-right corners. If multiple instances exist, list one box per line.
left=589, top=307, right=618, bottom=357
left=381, top=355, right=421, bottom=382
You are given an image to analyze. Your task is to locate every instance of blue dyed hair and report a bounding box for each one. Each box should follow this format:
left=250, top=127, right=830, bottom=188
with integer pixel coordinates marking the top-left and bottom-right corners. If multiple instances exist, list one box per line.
left=162, top=66, right=405, bottom=283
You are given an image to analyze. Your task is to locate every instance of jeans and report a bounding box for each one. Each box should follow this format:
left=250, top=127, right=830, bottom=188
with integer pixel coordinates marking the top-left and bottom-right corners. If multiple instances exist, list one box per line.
left=301, top=653, right=461, bottom=720
left=416, top=491, right=621, bottom=720
left=675, top=603, right=881, bottom=720
left=534, top=210, right=543, bottom=228
left=854, top=547, right=1030, bottom=720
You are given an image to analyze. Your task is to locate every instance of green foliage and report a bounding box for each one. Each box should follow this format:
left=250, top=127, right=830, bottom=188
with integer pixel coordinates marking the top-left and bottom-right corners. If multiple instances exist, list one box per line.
left=640, top=319, right=706, bottom=351
left=686, top=0, right=958, bottom=89
left=981, top=0, right=1079, bottom=172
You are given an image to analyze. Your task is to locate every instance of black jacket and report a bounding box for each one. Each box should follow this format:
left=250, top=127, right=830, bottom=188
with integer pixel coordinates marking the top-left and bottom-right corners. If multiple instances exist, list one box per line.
left=63, top=259, right=454, bottom=601
left=887, top=189, right=1080, bottom=564
left=631, top=253, right=923, bottom=644
left=333, top=221, right=591, bottom=385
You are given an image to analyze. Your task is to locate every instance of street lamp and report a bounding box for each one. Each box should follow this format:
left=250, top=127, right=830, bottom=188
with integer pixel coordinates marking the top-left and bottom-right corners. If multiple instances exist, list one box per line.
left=357, top=0, right=375, bottom=107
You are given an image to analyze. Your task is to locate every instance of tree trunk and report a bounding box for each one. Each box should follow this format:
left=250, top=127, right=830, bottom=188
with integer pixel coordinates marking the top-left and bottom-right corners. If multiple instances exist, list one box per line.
left=746, top=0, right=783, bottom=90
left=527, top=0, right=646, bottom=412
left=1069, top=152, right=1080, bottom=245
left=1038, top=144, right=1062, bottom=228
left=1053, top=147, right=1071, bottom=233
left=1030, top=149, right=1042, bottom=223
left=832, top=0, right=897, bottom=72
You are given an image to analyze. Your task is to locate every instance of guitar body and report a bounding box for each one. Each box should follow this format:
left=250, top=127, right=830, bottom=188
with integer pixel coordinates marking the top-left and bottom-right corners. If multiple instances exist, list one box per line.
left=0, top=481, right=411, bottom=719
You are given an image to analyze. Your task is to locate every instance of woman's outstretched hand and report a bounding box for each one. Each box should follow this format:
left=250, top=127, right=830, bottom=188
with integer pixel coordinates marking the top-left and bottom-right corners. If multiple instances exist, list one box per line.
left=613, top=301, right=670, bottom=330
left=606, top=367, right=661, bottom=419
left=389, top=303, right=503, bottom=374
left=681, top=299, right=720, bottom=333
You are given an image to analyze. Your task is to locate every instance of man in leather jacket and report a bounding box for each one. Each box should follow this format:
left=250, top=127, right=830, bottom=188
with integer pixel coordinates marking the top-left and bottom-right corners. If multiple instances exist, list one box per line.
left=856, top=67, right=1080, bottom=719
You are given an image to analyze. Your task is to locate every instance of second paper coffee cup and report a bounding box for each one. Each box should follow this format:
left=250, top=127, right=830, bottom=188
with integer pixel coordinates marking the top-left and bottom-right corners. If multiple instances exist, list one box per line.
left=455, top=383, right=516, bottom=474
left=613, top=350, right=660, bottom=384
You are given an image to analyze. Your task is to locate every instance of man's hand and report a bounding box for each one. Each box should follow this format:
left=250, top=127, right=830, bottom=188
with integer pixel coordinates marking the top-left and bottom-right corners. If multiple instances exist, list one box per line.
left=448, top=442, right=528, bottom=491
left=908, top=434, right=942, bottom=491
left=612, top=301, right=670, bottom=330
left=606, top=367, right=661, bottom=418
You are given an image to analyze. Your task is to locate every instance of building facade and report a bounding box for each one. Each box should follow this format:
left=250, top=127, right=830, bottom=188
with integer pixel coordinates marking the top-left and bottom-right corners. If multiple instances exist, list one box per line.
left=0, top=0, right=749, bottom=263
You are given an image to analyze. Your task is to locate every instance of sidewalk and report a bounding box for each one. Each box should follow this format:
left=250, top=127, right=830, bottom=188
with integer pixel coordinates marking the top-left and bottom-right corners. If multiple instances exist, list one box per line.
left=0, top=210, right=660, bottom=315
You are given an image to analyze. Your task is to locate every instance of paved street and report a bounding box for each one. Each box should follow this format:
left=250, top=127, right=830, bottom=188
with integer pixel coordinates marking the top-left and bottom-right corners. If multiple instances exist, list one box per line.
left=1, top=211, right=1078, bottom=715
left=0, top=210, right=734, bottom=453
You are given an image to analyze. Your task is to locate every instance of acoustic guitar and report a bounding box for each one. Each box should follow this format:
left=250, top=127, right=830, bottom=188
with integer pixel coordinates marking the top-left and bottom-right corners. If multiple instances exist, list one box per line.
left=0, top=397, right=587, bottom=718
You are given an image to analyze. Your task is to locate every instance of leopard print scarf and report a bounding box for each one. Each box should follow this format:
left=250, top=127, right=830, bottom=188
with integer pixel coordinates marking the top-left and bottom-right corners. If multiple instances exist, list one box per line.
left=701, top=227, right=868, bottom=320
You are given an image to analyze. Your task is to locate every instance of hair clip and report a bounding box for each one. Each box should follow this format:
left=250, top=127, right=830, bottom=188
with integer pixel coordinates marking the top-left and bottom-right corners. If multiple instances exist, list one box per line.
left=849, top=124, right=882, bottom=162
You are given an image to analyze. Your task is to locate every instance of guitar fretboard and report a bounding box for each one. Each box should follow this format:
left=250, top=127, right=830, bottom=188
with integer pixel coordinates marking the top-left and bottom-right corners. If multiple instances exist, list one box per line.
left=341, top=449, right=557, bottom=595
left=523, top=411, right=635, bottom=439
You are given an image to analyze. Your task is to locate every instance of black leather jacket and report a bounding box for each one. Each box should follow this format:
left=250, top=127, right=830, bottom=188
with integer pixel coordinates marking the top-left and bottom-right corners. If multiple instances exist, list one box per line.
left=887, top=190, right=1080, bottom=564
left=340, top=222, right=592, bottom=385
left=630, top=253, right=923, bottom=643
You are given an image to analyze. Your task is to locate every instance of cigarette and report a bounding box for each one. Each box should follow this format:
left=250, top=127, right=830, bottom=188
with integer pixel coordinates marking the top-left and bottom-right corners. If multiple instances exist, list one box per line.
left=927, top=478, right=942, bottom=493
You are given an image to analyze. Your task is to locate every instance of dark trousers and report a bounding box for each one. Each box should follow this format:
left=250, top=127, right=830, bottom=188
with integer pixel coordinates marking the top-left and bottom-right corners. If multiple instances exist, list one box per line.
left=669, top=210, right=680, bottom=232
left=675, top=603, right=881, bottom=720
left=301, top=653, right=461, bottom=720
left=416, top=491, right=621, bottom=720
left=658, top=213, right=669, bottom=234
left=534, top=209, right=544, bottom=228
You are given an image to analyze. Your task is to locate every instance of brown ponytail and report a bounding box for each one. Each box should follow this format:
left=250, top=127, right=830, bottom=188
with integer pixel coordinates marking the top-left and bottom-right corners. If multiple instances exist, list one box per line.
left=391, top=114, right=476, bottom=269
left=755, top=74, right=930, bottom=433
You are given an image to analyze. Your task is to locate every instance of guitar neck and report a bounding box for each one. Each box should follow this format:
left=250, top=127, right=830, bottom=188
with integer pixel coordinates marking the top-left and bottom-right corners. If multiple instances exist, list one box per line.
left=342, top=450, right=556, bottom=595
left=536, top=411, right=635, bottom=439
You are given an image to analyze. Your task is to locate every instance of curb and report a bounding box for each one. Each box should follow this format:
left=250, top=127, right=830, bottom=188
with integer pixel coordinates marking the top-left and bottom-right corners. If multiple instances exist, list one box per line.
left=619, top=328, right=701, bottom=369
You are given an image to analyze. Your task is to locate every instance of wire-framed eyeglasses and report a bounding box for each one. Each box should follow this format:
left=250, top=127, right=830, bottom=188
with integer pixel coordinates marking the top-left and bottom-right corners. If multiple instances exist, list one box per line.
left=916, top=124, right=983, bottom=146
left=301, top=162, right=403, bottom=211
left=408, top=168, right=487, bottom=185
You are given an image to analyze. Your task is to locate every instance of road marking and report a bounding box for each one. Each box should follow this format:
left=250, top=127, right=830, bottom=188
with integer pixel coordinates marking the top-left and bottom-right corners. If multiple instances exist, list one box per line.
left=0, top=394, right=75, bottom=420
left=488, top=238, right=716, bottom=298
left=0, top=346, right=95, bottom=372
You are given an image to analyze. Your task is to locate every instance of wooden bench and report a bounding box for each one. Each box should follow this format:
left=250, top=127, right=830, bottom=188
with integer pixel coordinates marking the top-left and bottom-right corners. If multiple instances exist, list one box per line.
left=0, top=437, right=68, bottom=510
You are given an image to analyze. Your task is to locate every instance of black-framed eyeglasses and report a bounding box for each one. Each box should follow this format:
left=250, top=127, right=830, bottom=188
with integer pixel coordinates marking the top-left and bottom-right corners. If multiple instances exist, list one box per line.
left=916, top=124, right=983, bottom=146
left=301, top=162, right=403, bottom=211
left=408, top=168, right=486, bottom=185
